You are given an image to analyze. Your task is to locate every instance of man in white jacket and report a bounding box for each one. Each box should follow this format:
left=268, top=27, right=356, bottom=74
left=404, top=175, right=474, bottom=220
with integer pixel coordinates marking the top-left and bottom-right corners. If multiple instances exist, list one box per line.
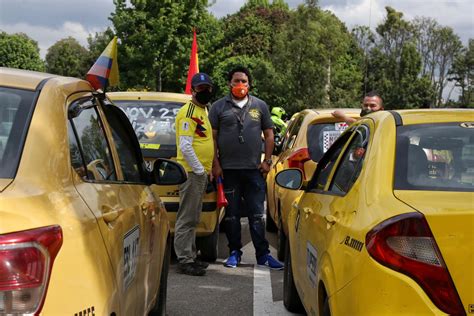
left=174, top=73, right=215, bottom=276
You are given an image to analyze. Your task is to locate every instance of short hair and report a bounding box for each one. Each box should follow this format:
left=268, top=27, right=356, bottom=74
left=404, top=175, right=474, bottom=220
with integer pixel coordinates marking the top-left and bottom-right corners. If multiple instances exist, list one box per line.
left=364, top=91, right=383, bottom=106
left=227, top=66, right=253, bottom=87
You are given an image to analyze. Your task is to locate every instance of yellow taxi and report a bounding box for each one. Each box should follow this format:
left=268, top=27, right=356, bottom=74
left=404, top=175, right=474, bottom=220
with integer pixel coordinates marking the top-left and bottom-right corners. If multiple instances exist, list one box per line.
left=275, top=109, right=473, bottom=315
left=266, top=109, right=359, bottom=260
left=108, top=92, right=224, bottom=261
left=0, top=68, right=187, bottom=315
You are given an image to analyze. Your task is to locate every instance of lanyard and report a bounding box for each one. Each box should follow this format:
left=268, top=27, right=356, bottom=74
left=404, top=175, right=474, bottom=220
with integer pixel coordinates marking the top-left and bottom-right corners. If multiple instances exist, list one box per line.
left=230, top=98, right=251, bottom=132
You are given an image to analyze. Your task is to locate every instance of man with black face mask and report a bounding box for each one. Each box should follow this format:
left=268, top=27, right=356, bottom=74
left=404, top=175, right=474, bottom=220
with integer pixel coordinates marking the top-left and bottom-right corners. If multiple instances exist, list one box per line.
left=332, top=91, right=384, bottom=124
left=174, top=72, right=215, bottom=276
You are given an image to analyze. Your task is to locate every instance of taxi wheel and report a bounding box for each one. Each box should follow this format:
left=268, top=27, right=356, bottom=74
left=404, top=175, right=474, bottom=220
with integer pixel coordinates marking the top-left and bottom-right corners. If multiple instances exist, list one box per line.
left=149, top=237, right=171, bottom=316
left=322, top=296, right=331, bottom=316
left=265, top=208, right=278, bottom=232
left=196, top=224, right=219, bottom=262
left=283, top=238, right=304, bottom=313
left=277, top=216, right=286, bottom=261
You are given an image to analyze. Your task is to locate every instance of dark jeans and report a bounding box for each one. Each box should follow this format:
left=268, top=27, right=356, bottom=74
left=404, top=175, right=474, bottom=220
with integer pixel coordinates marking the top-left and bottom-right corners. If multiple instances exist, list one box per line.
left=223, top=169, right=270, bottom=259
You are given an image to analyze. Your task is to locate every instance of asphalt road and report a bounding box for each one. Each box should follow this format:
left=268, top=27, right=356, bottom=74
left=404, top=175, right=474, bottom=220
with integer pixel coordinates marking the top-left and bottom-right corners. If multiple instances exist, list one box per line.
left=167, top=218, right=305, bottom=316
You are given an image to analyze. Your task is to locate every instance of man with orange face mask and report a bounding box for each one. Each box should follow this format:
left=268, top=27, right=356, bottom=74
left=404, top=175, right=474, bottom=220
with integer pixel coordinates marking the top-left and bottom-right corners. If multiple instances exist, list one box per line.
left=209, top=66, right=283, bottom=270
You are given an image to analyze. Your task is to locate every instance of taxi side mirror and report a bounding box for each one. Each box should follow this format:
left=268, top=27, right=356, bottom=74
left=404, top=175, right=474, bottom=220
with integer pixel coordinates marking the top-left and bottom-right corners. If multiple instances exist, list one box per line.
left=152, top=158, right=187, bottom=185
left=275, top=169, right=305, bottom=190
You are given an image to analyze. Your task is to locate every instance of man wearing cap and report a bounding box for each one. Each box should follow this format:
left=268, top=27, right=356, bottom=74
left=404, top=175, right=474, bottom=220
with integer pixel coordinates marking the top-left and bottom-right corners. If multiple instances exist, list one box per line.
left=174, top=72, right=215, bottom=276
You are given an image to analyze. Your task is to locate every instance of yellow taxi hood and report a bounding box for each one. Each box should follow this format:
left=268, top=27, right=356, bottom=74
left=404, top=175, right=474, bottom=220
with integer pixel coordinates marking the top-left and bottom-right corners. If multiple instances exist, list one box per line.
left=394, top=190, right=474, bottom=307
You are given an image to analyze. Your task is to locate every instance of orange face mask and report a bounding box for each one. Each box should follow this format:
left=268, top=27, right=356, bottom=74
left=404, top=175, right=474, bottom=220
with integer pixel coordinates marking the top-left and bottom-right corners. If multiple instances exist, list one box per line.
left=231, top=83, right=248, bottom=99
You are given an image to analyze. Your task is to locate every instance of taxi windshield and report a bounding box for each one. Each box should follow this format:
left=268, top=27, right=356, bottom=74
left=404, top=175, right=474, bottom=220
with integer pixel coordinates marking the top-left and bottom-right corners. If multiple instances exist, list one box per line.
left=0, top=87, right=35, bottom=178
left=114, top=100, right=185, bottom=158
left=394, top=123, right=474, bottom=192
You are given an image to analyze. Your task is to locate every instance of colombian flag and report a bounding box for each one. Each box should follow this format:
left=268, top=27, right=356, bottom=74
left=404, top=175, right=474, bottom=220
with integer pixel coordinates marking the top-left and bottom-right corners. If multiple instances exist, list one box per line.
left=86, top=36, right=119, bottom=91
left=185, top=29, right=199, bottom=94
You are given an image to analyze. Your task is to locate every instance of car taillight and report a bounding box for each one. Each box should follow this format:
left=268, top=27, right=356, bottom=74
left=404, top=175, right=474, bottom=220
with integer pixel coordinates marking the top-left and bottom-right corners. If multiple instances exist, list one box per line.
left=0, top=225, right=62, bottom=315
left=366, top=213, right=465, bottom=316
left=288, top=148, right=310, bottom=179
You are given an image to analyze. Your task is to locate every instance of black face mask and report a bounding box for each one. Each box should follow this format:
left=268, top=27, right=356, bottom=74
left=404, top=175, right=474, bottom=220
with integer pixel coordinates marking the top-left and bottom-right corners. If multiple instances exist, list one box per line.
left=195, top=90, right=213, bottom=105
left=360, top=108, right=373, bottom=117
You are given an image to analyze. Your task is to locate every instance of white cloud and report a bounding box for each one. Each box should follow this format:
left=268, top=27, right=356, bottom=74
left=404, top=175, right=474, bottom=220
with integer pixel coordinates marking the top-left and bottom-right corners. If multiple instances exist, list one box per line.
left=0, top=21, right=102, bottom=58
left=322, top=0, right=473, bottom=43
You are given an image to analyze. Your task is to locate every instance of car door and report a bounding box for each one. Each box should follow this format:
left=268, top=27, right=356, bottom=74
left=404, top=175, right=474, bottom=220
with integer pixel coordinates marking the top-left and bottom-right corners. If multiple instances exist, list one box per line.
left=296, top=124, right=371, bottom=311
left=271, top=114, right=305, bottom=221
left=67, top=94, right=141, bottom=316
left=292, top=130, right=353, bottom=293
left=100, top=101, right=166, bottom=314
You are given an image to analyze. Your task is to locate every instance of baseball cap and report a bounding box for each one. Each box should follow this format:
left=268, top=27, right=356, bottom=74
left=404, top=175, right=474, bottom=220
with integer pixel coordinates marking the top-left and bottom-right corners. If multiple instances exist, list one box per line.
left=191, top=72, right=213, bottom=88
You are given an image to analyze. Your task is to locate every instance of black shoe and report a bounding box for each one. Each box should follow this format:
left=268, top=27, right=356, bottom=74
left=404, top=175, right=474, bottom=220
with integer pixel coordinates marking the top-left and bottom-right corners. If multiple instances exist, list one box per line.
left=177, top=262, right=206, bottom=276
left=194, top=259, right=209, bottom=269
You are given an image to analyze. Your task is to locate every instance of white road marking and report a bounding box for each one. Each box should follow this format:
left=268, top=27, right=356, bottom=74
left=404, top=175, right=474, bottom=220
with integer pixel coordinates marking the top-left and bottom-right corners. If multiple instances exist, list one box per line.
left=243, top=243, right=299, bottom=315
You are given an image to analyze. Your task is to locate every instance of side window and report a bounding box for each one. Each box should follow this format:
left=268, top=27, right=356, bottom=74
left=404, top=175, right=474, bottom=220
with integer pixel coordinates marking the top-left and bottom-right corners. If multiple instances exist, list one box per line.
left=68, top=98, right=116, bottom=181
left=308, top=131, right=353, bottom=192
left=284, top=115, right=304, bottom=150
left=102, top=102, right=144, bottom=183
left=329, top=126, right=369, bottom=194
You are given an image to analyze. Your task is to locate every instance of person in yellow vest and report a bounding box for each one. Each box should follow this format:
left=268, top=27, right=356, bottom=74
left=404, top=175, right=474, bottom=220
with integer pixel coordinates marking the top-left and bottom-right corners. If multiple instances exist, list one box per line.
left=175, top=72, right=215, bottom=276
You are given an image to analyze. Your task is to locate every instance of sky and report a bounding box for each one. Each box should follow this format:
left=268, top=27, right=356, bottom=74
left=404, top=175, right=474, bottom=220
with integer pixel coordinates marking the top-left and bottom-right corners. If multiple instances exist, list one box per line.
left=0, top=0, right=472, bottom=59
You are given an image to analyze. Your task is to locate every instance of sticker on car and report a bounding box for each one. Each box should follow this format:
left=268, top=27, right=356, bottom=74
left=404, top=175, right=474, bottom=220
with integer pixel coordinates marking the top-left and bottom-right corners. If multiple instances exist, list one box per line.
left=306, top=242, right=318, bottom=288
left=323, top=130, right=344, bottom=153
left=140, top=143, right=160, bottom=150
left=123, top=225, right=140, bottom=290
left=334, top=122, right=349, bottom=131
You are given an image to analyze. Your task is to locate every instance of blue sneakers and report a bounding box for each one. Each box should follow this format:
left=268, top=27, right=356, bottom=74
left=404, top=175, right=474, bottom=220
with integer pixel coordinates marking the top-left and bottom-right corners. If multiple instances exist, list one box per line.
left=257, top=254, right=284, bottom=270
left=224, top=250, right=241, bottom=268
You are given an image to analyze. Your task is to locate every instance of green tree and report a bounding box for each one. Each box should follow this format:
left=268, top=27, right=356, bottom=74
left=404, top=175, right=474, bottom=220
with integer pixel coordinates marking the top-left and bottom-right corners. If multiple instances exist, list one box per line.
left=365, top=7, right=435, bottom=108
left=413, top=18, right=463, bottom=107
left=448, top=39, right=474, bottom=107
left=272, top=2, right=361, bottom=113
left=218, top=1, right=289, bottom=59
left=45, top=37, right=89, bottom=77
left=0, top=32, right=44, bottom=71
left=110, top=0, right=221, bottom=92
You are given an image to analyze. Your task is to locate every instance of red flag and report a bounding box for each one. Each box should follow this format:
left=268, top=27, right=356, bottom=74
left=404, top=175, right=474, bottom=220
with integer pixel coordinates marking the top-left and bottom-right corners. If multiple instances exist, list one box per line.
left=185, top=28, right=199, bottom=94
left=216, top=176, right=228, bottom=208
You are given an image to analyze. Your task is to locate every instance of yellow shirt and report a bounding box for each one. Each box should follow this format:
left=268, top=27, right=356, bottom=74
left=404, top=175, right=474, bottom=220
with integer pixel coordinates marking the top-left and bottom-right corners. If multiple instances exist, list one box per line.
left=175, top=101, right=214, bottom=173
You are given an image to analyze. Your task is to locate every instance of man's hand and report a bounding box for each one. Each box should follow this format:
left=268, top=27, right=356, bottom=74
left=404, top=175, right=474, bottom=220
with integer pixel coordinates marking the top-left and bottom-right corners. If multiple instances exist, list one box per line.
left=259, top=161, right=271, bottom=174
left=331, top=110, right=346, bottom=120
left=212, top=161, right=223, bottom=180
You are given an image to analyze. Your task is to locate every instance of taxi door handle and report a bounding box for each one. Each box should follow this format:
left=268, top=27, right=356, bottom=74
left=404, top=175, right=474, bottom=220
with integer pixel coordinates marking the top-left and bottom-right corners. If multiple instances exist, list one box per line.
left=303, top=207, right=314, bottom=214
left=101, top=205, right=123, bottom=223
left=141, top=203, right=149, bottom=215
left=325, top=214, right=339, bottom=229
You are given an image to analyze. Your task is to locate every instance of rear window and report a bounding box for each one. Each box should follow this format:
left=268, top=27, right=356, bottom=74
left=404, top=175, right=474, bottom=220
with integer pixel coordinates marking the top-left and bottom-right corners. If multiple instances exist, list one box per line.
left=114, top=100, right=185, bottom=158
left=394, top=123, right=474, bottom=192
left=0, top=87, right=35, bottom=178
left=307, top=122, right=349, bottom=162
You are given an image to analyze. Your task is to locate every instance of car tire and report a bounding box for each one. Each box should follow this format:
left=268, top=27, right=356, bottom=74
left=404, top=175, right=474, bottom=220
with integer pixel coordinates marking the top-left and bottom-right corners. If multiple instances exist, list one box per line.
left=196, top=224, right=219, bottom=262
left=277, top=216, right=286, bottom=261
left=283, top=238, right=304, bottom=313
left=149, top=237, right=171, bottom=316
left=322, top=296, right=331, bottom=316
left=265, top=206, right=278, bottom=233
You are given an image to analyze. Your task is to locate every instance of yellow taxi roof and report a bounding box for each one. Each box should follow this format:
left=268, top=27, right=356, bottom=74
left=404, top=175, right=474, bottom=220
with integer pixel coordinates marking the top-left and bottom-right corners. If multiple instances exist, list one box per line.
left=0, top=67, right=56, bottom=90
left=395, top=109, right=473, bottom=125
left=108, top=91, right=191, bottom=103
left=0, top=67, right=92, bottom=93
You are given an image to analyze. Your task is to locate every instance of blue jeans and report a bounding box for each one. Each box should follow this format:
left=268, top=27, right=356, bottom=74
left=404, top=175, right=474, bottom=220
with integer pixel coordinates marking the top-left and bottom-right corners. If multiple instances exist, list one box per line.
left=223, top=169, right=270, bottom=259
